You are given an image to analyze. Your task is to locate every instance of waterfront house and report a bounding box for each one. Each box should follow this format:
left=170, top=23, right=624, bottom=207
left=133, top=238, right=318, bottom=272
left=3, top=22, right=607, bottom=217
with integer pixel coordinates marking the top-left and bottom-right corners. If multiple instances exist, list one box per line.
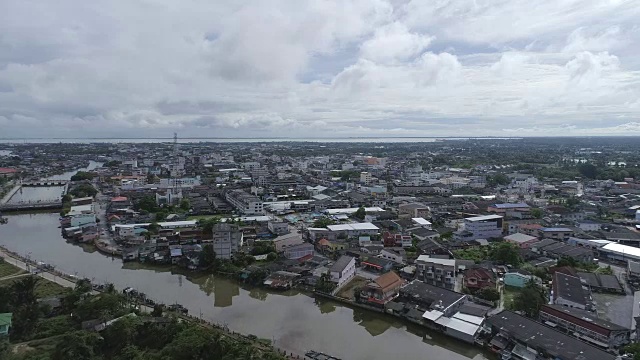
left=360, top=271, right=405, bottom=307
left=330, top=256, right=356, bottom=289
left=539, top=304, right=631, bottom=350
left=503, top=270, right=541, bottom=288
left=0, top=313, right=12, bottom=336
left=486, top=310, right=616, bottom=360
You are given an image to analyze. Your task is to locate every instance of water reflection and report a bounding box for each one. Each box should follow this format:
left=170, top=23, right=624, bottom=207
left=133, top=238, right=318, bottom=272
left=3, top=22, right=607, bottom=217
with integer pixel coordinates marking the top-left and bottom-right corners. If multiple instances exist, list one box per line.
left=0, top=212, right=490, bottom=360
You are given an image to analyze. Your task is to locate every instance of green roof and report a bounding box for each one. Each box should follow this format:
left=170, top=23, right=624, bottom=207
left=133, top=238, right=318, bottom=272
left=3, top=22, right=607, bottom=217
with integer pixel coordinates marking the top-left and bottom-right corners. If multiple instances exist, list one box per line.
left=0, top=313, right=12, bottom=326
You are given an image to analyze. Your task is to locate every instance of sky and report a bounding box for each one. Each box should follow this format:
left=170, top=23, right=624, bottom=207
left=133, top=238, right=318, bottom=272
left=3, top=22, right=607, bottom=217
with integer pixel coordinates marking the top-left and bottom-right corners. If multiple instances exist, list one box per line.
left=1, top=0, right=640, bottom=138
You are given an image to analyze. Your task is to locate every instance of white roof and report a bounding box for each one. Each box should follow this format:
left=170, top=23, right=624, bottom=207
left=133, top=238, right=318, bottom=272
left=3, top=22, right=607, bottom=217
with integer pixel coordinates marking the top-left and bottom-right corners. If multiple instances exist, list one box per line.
left=602, top=242, right=640, bottom=259
left=114, top=220, right=197, bottom=229
left=412, top=217, right=432, bottom=226
left=452, top=312, right=485, bottom=326
left=324, top=207, right=385, bottom=215
left=504, top=233, right=537, bottom=243
left=465, top=214, right=503, bottom=222
left=327, top=222, right=379, bottom=231
left=422, top=309, right=443, bottom=321
left=436, top=316, right=480, bottom=336
left=416, top=255, right=456, bottom=266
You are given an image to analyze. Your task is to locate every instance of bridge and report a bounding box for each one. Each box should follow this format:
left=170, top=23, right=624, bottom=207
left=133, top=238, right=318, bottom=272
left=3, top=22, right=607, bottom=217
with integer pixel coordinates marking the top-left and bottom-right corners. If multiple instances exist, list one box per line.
left=22, top=180, right=69, bottom=187
left=0, top=201, right=63, bottom=212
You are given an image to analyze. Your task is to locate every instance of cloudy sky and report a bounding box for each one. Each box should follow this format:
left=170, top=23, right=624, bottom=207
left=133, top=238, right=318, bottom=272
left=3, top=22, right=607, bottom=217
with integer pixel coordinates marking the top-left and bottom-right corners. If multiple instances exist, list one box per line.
left=2, top=0, right=640, bottom=138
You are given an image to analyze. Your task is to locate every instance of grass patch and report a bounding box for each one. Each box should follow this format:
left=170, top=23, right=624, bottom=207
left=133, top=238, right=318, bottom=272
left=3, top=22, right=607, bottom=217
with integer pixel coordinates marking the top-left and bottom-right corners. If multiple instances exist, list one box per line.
left=0, top=275, right=70, bottom=298
left=0, top=260, right=26, bottom=278
left=336, top=276, right=369, bottom=300
left=454, top=246, right=490, bottom=263
left=502, top=285, right=521, bottom=309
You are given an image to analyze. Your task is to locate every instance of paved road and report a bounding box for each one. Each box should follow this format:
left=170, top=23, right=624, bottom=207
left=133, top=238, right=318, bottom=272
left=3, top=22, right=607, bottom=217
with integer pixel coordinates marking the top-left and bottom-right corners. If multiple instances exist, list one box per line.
left=0, top=249, right=77, bottom=288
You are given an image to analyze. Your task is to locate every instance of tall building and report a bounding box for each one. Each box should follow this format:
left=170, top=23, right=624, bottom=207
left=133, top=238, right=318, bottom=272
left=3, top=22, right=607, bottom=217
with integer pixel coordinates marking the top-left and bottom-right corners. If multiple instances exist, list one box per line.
left=210, top=223, right=243, bottom=260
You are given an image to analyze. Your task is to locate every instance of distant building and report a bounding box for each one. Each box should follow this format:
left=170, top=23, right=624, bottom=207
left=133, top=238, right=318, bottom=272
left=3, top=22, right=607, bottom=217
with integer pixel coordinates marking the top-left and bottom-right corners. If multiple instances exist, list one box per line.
left=283, top=243, right=315, bottom=260
left=463, top=215, right=503, bottom=240
left=0, top=313, right=12, bottom=336
left=539, top=227, right=574, bottom=241
left=360, top=172, right=372, bottom=185
left=503, top=233, right=538, bottom=248
left=225, top=189, right=264, bottom=215
left=267, top=221, right=289, bottom=235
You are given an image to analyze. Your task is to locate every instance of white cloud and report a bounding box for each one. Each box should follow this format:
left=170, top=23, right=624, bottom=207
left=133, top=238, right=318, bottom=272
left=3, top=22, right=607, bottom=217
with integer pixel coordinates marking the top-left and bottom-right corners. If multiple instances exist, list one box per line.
left=0, top=0, right=639, bottom=138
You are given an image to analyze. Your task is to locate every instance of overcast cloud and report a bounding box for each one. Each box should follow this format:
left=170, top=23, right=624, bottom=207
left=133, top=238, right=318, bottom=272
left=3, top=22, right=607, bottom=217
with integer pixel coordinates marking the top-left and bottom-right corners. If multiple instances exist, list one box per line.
left=1, top=0, right=640, bottom=138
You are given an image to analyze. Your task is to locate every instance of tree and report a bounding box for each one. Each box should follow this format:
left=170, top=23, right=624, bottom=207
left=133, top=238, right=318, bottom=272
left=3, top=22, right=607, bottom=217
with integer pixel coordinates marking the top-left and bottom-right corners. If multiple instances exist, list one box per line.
left=489, top=242, right=522, bottom=266
left=69, top=183, right=98, bottom=198
left=578, top=163, right=598, bottom=179
left=147, top=222, right=161, bottom=235
left=52, top=331, right=100, bottom=360
left=475, top=287, right=500, bottom=302
left=266, top=252, right=278, bottom=261
left=70, top=171, right=96, bottom=182
left=511, top=280, right=546, bottom=317
left=313, top=216, right=335, bottom=228
left=487, top=173, right=511, bottom=187
left=353, top=207, right=366, bottom=221
left=198, top=218, right=219, bottom=239
left=179, top=198, right=190, bottom=211
left=199, top=244, right=217, bottom=268
left=530, top=208, right=543, bottom=219
left=135, top=195, right=160, bottom=213
left=74, top=278, right=93, bottom=294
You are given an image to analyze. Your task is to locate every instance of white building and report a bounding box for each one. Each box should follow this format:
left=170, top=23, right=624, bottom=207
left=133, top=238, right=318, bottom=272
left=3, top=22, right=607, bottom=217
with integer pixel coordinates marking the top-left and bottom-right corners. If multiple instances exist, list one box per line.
left=360, top=172, right=373, bottom=185
left=330, top=255, right=356, bottom=289
left=225, top=189, right=264, bottom=215
left=267, top=221, right=289, bottom=235
left=209, top=223, right=243, bottom=260
left=463, top=215, right=503, bottom=240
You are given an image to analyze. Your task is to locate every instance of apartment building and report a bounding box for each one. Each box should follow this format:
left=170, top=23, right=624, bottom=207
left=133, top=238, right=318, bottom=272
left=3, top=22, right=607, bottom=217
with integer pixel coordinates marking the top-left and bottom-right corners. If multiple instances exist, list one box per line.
left=415, top=255, right=457, bottom=290
left=209, top=223, right=243, bottom=259
left=463, top=214, right=503, bottom=240
left=225, top=189, right=265, bottom=215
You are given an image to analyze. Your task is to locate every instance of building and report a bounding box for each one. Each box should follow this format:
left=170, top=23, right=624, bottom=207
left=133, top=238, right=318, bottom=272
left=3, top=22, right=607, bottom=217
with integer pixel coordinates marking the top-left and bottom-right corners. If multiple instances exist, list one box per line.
left=283, top=243, right=315, bottom=259
left=577, top=272, right=624, bottom=294
left=272, top=232, right=304, bottom=252
left=308, top=222, right=379, bottom=241
left=0, top=313, right=11, bottom=336
left=398, top=203, right=430, bottom=218
left=577, top=221, right=601, bottom=232
left=539, top=227, right=574, bottom=241
left=379, top=248, right=406, bottom=264
left=463, top=214, right=503, bottom=240
left=414, top=255, right=470, bottom=290
left=225, top=189, right=264, bottom=215
left=463, top=267, right=496, bottom=291
left=487, top=203, right=530, bottom=213
left=360, top=172, right=372, bottom=185
left=267, top=221, right=289, bottom=235
left=539, top=304, right=631, bottom=350
left=486, top=311, right=616, bottom=360
left=330, top=255, right=356, bottom=289
left=530, top=238, right=595, bottom=263
left=503, top=233, right=538, bottom=248
left=503, top=270, right=541, bottom=288
left=360, top=271, right=405, bottom=306
left=552, top=272, right=591, bottom=310
left=210, top=223, right=243, bottom=259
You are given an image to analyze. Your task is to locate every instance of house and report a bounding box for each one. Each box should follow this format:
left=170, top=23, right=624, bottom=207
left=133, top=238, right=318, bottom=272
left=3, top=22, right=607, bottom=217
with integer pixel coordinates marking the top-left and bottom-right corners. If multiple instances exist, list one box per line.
left=398, top=203, right=430, bottom=218
left=552, top=272, right=591, bottom=310
left=539, top=304, right=631, bottom=350
left=486, top=311, right=616, bottom=360
left=463, top=215, right=503, bottom=240
left=463, top=267, right=496, bottom=291
left=503, top=270, right=541, bottom=288
left=539, top=227, right=574, bottom=241
left=487, top=203, right=530, bottom=214
left=360, top=271, right=405, bottom=307
left=361, top=256, right=394, bottom=273
left=316, top=238, right=347, bottom=254
left=272, top=232, right=304, bottom=252
left=283, top=243, right=315, bottom=260
left=0, top=313, right=11, bottom=336
left=267, top=221, right=289, bottom=235
left=503, top=233, right=538, bottom=248
left=330, top=255, right=356, bottom=289
left=379, top=248, right=406, bottom=265
left=415, top=255, right=473, bottom=290
left=577, top=221, right=601, bottom=232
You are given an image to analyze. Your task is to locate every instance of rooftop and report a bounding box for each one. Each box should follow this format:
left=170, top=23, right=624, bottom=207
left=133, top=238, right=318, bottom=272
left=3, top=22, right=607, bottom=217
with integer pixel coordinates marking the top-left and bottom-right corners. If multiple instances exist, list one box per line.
left=553, top=272, right=588, bottom=306
left=401, top=280, right=465, bottom=310
left=465, top=214, right=503, bottom=222
left=541, top=304, right=629, bottom=334
left=330, top=255, right=355, bottom=273
left=504, top=233, right=537, bottom=244
left=491, top=203, right=530, bottom=209
left=487, top=311, right=616, bottom=360
left=327, top=223, right=379, bottom=231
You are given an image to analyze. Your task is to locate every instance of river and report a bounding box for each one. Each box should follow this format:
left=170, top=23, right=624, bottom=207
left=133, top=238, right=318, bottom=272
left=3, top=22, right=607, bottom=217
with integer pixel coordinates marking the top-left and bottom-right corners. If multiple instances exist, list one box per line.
left=0, top=160, right=489, bottom=360
left=5, top=161, right=103, bottom=204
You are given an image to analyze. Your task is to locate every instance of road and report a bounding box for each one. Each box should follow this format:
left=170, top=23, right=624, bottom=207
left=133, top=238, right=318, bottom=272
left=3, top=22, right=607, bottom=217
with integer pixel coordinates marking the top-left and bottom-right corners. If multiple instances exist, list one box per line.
left=0, top=248, right=77, bottom=288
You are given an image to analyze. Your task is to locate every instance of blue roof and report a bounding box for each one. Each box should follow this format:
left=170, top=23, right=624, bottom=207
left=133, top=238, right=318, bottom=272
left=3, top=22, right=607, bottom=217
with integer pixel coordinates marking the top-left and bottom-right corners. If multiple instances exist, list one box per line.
left=493, top=203, right=530, bottom=209
left=540, top=227, right=572, bottom=232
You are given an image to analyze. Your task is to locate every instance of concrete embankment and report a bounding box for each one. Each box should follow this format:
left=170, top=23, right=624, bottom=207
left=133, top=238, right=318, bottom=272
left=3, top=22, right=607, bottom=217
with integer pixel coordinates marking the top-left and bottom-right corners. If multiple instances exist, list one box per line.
left=0, top=185, right=21, bottom=204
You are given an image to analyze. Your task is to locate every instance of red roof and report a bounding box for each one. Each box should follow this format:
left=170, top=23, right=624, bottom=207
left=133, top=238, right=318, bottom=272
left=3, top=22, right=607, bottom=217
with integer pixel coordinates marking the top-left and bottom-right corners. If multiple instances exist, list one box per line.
left=111, top=196, right=128, bottom=202
left=0, top=168, right=18, bottom=174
